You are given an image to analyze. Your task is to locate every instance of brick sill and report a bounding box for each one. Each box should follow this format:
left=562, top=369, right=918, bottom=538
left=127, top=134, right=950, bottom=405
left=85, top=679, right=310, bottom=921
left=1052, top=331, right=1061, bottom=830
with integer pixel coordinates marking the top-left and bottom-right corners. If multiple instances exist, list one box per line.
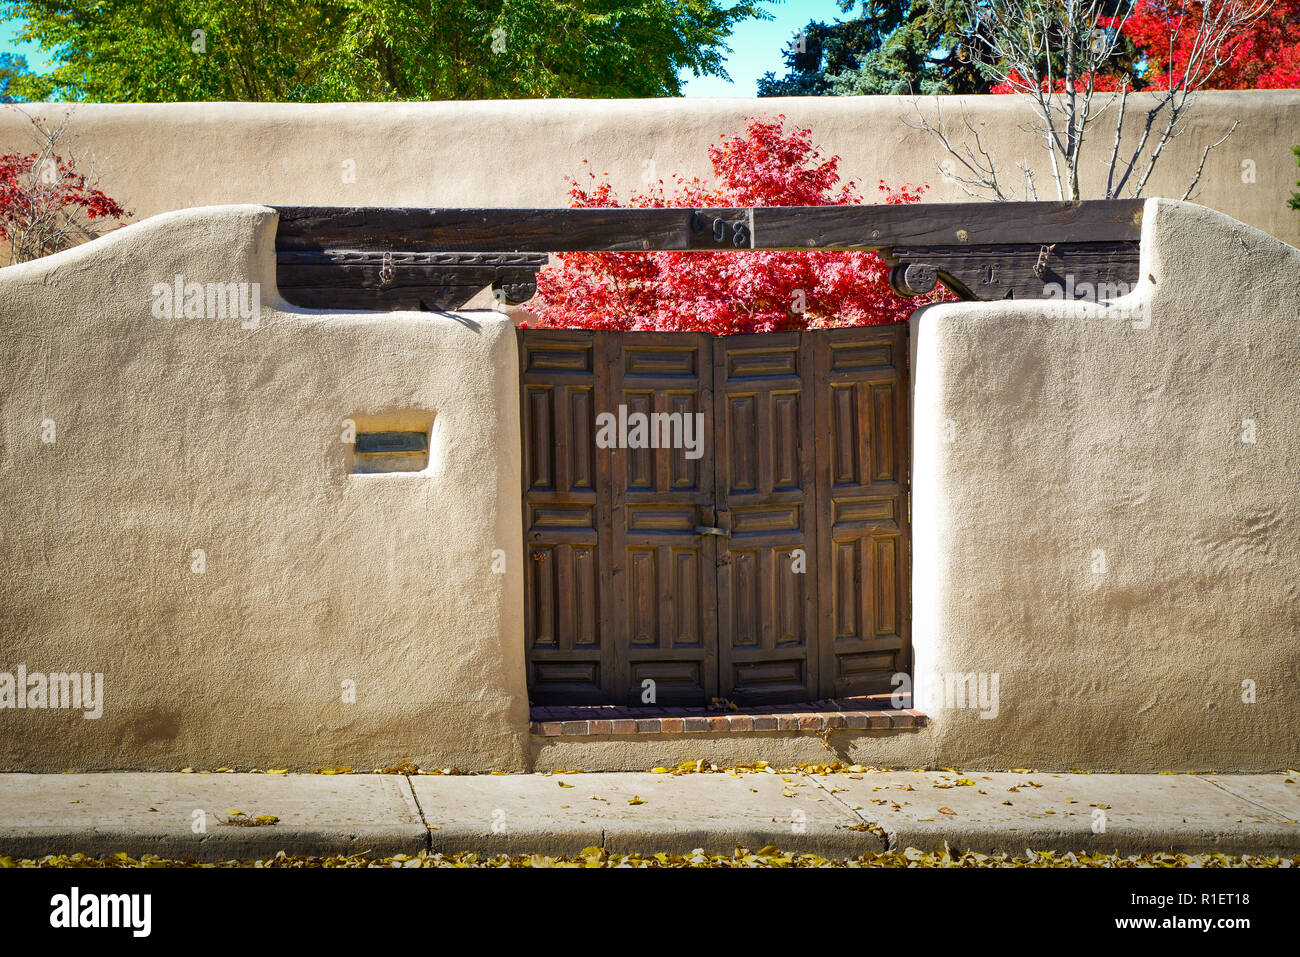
left=530, top=695, right=927, bottom=737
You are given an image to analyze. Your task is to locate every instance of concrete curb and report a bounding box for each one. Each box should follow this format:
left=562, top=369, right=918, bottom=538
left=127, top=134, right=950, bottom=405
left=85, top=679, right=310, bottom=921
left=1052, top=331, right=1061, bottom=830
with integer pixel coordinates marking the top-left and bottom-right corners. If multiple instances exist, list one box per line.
left=1, top=770, right=1297, bottom=860
left=0, top=773, right=428, bottom=862
left=810, top=770, right=1300, bottom=856
left=411, top=771, right=887, bottom=856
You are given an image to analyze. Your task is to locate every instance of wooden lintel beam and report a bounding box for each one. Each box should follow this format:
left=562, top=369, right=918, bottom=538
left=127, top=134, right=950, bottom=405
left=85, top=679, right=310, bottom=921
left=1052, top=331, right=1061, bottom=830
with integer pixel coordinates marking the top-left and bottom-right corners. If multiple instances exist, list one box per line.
left=272, top=201, right=1146, bottom=309
left=273, top=200, right=1144, bottom=254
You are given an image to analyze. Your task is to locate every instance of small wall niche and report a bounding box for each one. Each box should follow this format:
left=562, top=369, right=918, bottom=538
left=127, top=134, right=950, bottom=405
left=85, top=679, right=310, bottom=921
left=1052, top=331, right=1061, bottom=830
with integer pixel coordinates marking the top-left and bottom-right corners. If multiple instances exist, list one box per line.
left=347, top=412, right=434, bottom=475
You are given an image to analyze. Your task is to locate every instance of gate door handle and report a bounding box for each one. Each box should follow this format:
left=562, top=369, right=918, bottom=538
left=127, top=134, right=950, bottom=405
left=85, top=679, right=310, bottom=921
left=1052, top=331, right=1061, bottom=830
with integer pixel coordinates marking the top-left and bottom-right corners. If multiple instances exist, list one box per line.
left=694, top=525, right=731, bottom=537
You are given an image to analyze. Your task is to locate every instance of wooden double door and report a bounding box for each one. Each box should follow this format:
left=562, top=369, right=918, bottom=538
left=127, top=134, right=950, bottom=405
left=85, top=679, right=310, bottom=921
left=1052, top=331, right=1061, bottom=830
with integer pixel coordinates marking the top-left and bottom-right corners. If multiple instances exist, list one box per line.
left=520, top=326, right=909, bottom=706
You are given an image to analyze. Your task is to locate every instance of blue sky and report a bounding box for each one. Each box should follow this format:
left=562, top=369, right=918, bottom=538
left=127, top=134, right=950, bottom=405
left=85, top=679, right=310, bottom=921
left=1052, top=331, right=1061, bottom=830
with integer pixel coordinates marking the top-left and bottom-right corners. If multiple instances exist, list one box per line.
left=1, top=0, right=854, bottom=98
left=681, top=0, right=851, bottom=96
left=0, top=17, right=53, bottom=73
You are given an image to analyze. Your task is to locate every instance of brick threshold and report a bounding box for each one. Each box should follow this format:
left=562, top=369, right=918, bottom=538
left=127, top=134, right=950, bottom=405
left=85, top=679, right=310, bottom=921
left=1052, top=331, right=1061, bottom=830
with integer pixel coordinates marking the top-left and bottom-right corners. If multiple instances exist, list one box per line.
left=531, top=695, right=927, bottom=737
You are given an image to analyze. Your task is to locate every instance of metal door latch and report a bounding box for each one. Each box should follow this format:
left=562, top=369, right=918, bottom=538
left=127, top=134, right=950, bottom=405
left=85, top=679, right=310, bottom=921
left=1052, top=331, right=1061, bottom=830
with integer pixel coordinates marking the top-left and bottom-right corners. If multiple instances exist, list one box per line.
left=694, top=526, right=730, bottom=537
left=1033, top=243, right=1057, bottom=279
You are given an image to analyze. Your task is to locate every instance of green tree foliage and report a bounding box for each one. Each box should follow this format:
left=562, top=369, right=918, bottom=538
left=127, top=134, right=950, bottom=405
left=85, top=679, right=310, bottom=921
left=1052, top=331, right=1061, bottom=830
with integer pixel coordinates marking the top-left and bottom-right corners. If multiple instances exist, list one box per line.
left=1, top=0, right=765, bottom=101
left=1289, top=146, right=1300, bottom=212
left=0, top=51, right=28, bottom=101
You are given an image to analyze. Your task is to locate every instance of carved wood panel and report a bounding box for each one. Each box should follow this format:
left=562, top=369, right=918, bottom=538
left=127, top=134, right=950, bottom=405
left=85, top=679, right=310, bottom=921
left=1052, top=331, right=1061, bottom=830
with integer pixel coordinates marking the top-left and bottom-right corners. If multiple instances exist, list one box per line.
left=606, top=333, right=718, bottom=706
left=520, top=331, right=613, bottom=703
left=812, top=327, right=911, bottom=697
left=713, top=334, right=820, bottom=704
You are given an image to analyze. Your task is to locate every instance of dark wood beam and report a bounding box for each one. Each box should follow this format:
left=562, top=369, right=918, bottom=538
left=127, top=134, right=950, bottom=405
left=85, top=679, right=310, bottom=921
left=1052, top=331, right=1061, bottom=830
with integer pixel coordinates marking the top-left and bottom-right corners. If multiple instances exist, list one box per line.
left=271, top=201, right=1146, bottom=310
left=274, top=201, right=1143, bottom=253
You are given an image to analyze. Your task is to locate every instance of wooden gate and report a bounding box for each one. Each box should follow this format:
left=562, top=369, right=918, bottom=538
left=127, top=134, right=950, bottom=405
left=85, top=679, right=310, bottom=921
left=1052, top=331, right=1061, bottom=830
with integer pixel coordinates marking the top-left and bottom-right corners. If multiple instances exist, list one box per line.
left=520, top=325, right=909, bottom=706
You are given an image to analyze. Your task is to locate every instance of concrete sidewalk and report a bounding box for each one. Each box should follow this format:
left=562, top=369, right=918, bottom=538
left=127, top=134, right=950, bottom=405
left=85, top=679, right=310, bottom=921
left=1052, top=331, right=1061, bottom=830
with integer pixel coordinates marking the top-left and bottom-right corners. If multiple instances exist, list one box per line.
left=1, top=769, right=1297, bottom=861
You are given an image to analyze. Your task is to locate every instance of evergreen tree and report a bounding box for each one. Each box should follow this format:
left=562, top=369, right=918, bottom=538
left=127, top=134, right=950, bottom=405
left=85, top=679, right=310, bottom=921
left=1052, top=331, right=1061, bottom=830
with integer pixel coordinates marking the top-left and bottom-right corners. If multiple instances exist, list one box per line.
left=758, top=1, right=989, bottom=96
left=758, top=0, right=1151, bottom=97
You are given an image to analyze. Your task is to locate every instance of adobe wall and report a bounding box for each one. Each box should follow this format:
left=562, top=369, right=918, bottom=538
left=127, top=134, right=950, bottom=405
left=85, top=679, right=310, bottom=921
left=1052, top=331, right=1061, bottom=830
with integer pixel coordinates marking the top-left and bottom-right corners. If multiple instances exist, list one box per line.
left=909, top=197, right=1300, bottom=771
left=0, top=92, right=1297, bottom=246
left=0, top=205, right=529, bottom=771
left=1, top=197, right=1296, bottom=772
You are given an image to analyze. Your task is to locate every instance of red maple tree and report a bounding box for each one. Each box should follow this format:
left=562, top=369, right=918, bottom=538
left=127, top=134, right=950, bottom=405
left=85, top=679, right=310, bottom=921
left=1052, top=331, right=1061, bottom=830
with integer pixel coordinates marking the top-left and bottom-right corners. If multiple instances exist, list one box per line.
left=528, top=116, right=937, bottom=334
left=989, top=1, right=1299, bottom=93
left=989, top=70, right=1128, bottom=94
left=1, top=149, right=129, bottom=265
left=1123, top=0, right=1300, bottom=89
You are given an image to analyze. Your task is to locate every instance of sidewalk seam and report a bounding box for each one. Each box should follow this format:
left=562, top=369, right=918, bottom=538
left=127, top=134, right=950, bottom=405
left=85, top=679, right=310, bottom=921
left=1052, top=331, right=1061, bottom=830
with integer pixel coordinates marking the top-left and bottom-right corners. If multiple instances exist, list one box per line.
left=806, top=772, right=896, bottom=852
left=1197, top=775, right=1293, bottom=821
left=403, top=775, right=433, bottom=852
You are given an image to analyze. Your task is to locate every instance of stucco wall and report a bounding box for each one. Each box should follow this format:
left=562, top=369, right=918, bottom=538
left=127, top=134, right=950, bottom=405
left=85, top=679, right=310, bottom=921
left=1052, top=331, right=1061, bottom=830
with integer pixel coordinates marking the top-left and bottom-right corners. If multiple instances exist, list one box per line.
left=1, top=198, right=1296, bottom=772
left=1, top=92, right=1297, bottom=246
left=910, top=198, right=1300, bottom=772
left=0, top=205, right=529, bottom=771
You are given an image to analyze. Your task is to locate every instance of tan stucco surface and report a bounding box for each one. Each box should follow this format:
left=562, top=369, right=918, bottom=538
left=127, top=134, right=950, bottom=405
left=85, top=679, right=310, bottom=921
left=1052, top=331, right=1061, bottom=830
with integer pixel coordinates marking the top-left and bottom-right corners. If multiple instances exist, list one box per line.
left=910, top=198, right=1300, bottom=772
left=1, top=93, right=1297, bottom=246
left=0, top=205, right=528, bottom=771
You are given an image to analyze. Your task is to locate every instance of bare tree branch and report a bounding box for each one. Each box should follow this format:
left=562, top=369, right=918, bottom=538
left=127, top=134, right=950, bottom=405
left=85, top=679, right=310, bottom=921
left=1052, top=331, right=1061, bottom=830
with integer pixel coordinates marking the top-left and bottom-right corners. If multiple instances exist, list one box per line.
left=911, top=0, right=1272, bottom=203
left=1181, top=120, right=1239, bottom=201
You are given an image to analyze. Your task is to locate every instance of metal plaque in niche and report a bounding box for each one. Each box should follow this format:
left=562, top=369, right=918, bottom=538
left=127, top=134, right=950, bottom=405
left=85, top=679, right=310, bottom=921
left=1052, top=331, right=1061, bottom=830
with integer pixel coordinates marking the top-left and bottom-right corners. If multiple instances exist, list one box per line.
left=352, top=431, right=429, bottom=474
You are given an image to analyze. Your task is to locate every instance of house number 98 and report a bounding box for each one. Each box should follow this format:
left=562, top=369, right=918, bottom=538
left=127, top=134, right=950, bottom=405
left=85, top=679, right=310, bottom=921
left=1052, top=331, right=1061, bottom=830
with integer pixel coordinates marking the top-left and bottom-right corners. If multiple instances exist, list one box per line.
left=691, top=211, right=750, bottom=248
